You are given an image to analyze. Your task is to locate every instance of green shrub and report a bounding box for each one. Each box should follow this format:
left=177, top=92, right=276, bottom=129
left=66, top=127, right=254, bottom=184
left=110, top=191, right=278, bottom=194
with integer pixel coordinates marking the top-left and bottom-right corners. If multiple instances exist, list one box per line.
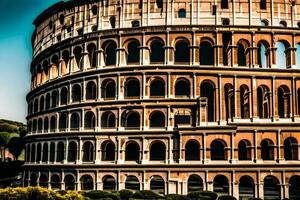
left=165, top=194, right=190, bottom=200
left=132, top=190, right=162, bottom=199
left=187, top=191, right=218, bottom=200
left=119, top=190, right=134, bottom=200
left=218, top=195, right=237, bottom=200
left=85, top=190, right=120, bottom=200
left=248, top=198, right=262, bottom=200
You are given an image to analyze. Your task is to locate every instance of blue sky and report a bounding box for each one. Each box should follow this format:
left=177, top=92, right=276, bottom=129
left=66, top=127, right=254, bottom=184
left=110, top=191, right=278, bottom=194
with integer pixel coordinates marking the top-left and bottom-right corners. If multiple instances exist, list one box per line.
left=0, top=0, right=59, bottom=122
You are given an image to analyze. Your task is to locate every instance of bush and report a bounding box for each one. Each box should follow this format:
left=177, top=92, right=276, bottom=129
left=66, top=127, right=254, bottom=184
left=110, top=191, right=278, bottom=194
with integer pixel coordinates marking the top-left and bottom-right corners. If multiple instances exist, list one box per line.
left=165, top=194, right=190, bottom=200
left=119, top=190, right=134, bottom=200
left=187, top=191, right=218, bottom=200
left=218, top=195, right=237, bottom=200
left=132, top=190, right=162, bottom=199
left=248, top=198, right=262, bottom=200
left=85, top=190, right=120, bottom=200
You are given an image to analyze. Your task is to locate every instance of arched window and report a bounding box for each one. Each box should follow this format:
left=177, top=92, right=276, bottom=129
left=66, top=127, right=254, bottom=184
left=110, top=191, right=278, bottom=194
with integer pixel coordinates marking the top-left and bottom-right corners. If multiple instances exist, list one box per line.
left=64, top=175, right=76, bottom=190
left=174, top=111, right=191, bottom=126
left=59, top=113, right=67, bottom=130
left=73, top=46, right=83, bottom=70
left=38, top=118, right=43, bottom=132
left=60, top=87, right=68, bottom=105
left=101, top=111, right=116, bottom=128
left=261, top=139, right=274, bottom=160
left=188, top=175, right=203, bottom=193
left=278, top=85, right=290, bottom=118
left=150, top=40, right=165, bottom=63
left=86, top=81, right=97, bottom=100
left=240, top=85, right=250, bottom=119
left=298, top=88, right=300, bottom=115
left=296, top=44, right=300, bottom=69
left=42, top=143, right=48, bottom=162
left=102, top=141, right=115, bottom=161
left=264, top=176, right=280, bottom=200
left=34, top=99, right=39, bottom=113
left=61, top=51, right=70, bottom=75
left=72, top=84, right=81, bottom=102
left=30, top=173, right=38, bottom=186
left=213, top=175, right=229, bottom=195
left=45, top=94, right=50, bottom=109
left=70, top=113, right=80, bottom=130
left=279, top=21, right=287, bottom=27
left=257, top=41, right=269, bottom=68
left=50, top=175, right=61, bottom=190
left=103, top=175, right=116, bottom=191
left=200, top=81, right=215, bottom=122
left=39, top=174, right=48, bottom=188
left=33, top=119, right=37, bottom=132
left=56, top=142, right=64, bottom=162
left=289, top=176, right=300, bottom=200
left=109, top=16, right=116, bottom=28
left=239, top=176, right=255, bottom=199
left=82, top=141, right=94, bottom=162
left=150, top=176, right=165, bottom=195
left=284, top=137, right=298, bottom=160
left=36, top=143, right=41, bottom=162
left=68, top=141, right=77, bottom=162
left=50, top=116, right=56, bottom=131
left=175, top=79, right=190, bottom=97
left=276, top=41, right=290, bottom=69
left=101, top=79, right=116, bottom=99
left=156, top=0, right=163, bottom=9
left=150, top=78, right=165, bottom=97
left=200, top=41, right=214, bottom=65
left=211, top=139, right=227, bottom=160
left=125, top=142, right=140, bottom=161
left=125, top=78, right=140, bottom=98
left=91, top=5, right=98, bottom=15
left=84, top=111, right=95, bottom=129
left=122, top=111, right=140, bottom=128
left=125, top=176, right=140, bottom=191
left=31, top=144, right=36, bottom=163
left=221, top=0, right=229, bottom=9
left=225, top=83, right=235, bottom=120
left=131, top=20, right=140, bottom=27
left=175, top=40, right=190, bottom=63
left=178, top=9, right=186, bottom=18
left=150, top=141, right=166, bottom=161
left=185, top=140, right=200, bottom=161
left=260, top=0, right=266, bottom=9
left=39, top=96, right=44, bottom=111
left=103, top=41, right=117, bottom=66
left=149, top=111, right=165, bottom=128
left=87, top=43, right=97, bottom=68
left=127, top=40, right=140, bottom=64
left=238, top=140, right=251, bottom=160
left=51, top=90, right=58, bottom=108
left=80, top=175, right=94, bottom=191
left=257, top=85, right=270, bottom=119
left=49, top=142, right=55, bottom=162
left=237, top=43, right=247, bottom=66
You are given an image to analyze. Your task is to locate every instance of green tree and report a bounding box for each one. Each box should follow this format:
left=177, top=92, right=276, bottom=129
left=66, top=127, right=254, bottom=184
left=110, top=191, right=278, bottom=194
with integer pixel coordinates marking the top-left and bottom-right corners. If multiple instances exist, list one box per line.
left=0, top=132, right=12, bottom=161
left=8, top=136, right=24, bottom=160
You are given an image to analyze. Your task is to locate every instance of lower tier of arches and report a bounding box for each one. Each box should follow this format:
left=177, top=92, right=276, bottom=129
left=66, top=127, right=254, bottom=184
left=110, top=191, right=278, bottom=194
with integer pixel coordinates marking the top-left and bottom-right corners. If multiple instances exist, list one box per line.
left=23, top=168, right=300, bottom=200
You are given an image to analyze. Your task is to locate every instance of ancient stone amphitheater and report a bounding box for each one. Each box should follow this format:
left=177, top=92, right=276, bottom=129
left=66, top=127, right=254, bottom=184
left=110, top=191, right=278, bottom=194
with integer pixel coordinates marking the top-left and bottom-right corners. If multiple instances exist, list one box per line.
left=24, top=0, right=300, bottom=199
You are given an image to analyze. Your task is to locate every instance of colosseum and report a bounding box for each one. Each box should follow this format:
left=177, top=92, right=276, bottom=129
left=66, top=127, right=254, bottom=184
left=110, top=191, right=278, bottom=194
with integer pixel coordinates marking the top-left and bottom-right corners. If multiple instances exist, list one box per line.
left=23, top=0, right=300, bottom=199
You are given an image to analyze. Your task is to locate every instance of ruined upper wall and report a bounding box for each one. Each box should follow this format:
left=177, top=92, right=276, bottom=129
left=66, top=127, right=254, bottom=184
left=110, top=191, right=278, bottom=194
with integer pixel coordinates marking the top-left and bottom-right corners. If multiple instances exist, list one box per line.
left=32, top=0, right=300, bottom=58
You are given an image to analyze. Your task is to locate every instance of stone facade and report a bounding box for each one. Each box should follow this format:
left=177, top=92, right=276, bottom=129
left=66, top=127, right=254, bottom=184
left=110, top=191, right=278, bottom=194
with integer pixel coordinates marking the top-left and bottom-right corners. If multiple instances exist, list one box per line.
left=24, top=0, right=300, bottom=199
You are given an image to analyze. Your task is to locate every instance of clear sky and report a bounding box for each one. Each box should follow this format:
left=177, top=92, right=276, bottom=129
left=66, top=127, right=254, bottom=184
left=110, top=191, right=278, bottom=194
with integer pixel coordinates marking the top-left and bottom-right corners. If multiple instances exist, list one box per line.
left=0, top=0, right=59, bottom=123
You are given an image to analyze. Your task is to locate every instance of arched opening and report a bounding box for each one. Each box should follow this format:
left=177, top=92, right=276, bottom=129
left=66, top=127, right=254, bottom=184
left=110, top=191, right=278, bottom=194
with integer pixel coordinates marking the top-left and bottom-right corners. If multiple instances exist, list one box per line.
left=91, top=5, right=98, bottom=15
left=156, top=0, right=163, bottom=9
left=109, top=16, right=116, bottom=28
left=174, top=110, right=191, bottom=126
left=38, top=118, right=43, bottom=132
left=49, top=143, right=55, bottom=162
left=149, top=111, right=165, bottom=128
left=187, top=175, right=203, bottom=193
left=60, top=87, right=68, bottom=105
left=239, top=176, right=254, bottom=199
left=39, top=174, right=48, bottom=188
left=84, top=111, right=96, bottom=129
left=87, top=43, right=97, bottom=68
left=240, top=85, right=250, bottom=119
left=258, top=41, right=268, bottom=68
left=125, top=176, right=140, bottom=191
left=200, top=41, right=214, bottom=65
left=101, top=141, right=115, bottom=161
left=86, top=81, right=97, bottom=100
left=103, top=41, right=117, bottom=66
left=276, top=41, right=290, bottom=69
left=64, top=175, right=76, bottom=190
left=59, top=113, right=67, bottom=130
left=45, top=94, right=50, bottom=109
left=123, top=111, right=140, bottom=128
left=260, top=0, right=266, bottom=9
left=72, top=84, right=81, bottom=102
left=39, top=96, right=44, bottom=111
left=211, top=139, right=227, bottom=160
left=150, top=40, right=164, bottom=63
left=225, top=83, right=235, bottom=120
left=82, top=141, right=94, bottom=162
left=127, top=40, right=140, bottom=64
left=50, top=175, right=61, bottom=190
left=178, top=9, right=186, bottom=18
left=30, top=144, right=36, bottom=163
left=56, top=142, right=64, bottom=162
left=257, top=85, right=270, bottom=119
left=150, top=141, right=166, bottom=161
left=34, top=98, right=39, bottom=112
left=296, top=44, right=300, bottom=69
left=278, top=85, right=290, bottom=118
left=50, top=116, right=56, bottom=131
left=221, top=0, right=229, bottom=9
left=30, top=173, right=38, bottom=186
left=73, top=46, right=83, bottom=70
left=42, top=143, right=48, bottom=162
left=61, top=51, right=69, bottom=75
left=284, top=137, right=298, bottom=160
left=101, top=111, right=116, bottom=128
left=80, top=175, right=94, bottom=191
left=185, top=140, right=200, bottom=161
left=51, top=90, right=58, bottom=108
left=200, top=81, right=215, bottom=122
left=125, top=78, right=140, bottom=98
left=264, top=176, right=281, bottom=200
left=103, top=175, right=116, bottom=191
left=101, top=79, right=116, bottom=99
left=261, top=139, right=274, bottom=160
left=289, top=176, right=300, bottom=200
left=238, top=140, right=251, bottom=160
left=150, top=176, right=165, bottom=195
left=175, top=79, right=190, bottom=97
left=213, top=175, right=229, bottom=195
left=150, top=78, right=165, bottom=97
left=125, top=142, right=140, bottom=161
left=175, top=40, right=190, bottom=63
left=237, top=42, right=247, bottom=66
left=36, top=143, right=41, bottom=162
left=68, top=141, right=77, bottom=162
left=70, top=113, right=80, bottom=130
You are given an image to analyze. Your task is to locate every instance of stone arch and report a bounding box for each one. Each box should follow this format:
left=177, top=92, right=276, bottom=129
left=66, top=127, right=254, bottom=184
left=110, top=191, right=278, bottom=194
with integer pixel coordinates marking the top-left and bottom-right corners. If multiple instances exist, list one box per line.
left=276, top=40, right=291, bottom=69
left=187, top=174, right=203, bottom=193
left=284, top=137, right=298, bottom=160
left=50, top=174, right=61, bottom=190
left=49, top=142, right=55, bottom=162
left=210, top=139, right=227, bottom=160
left=289, top=175, right=300, bottom=200
left=64, top=174, right=76, bottom=190
left=45, top=93, right=50, bottom=109
left=148, top=38, right=165, bottom=63
left=150, top=175, right=165, bottom=194
left=124, top=78, right=140, bottom=98
left=125, top=175, right=140, bottom=191
left=56, top=141, right=65, bottom=162
left=240, top=84, right=250, bottom=119
left=224, top=83, right=235, bottom=120
left=36, top=143, right=42, bottom=162
left=51, top=90, right=58, bottom=108
left=102, top=40, right=117, bottom=66
left=86, top=81, right=97, bottom=100
left=72, top=84, right=82, bottom=103
left=238, top=139, right=252, bottom=160
left=73, top=46, right=83, bottom=70
left=42, top=143, right=48, bottom=162
left=101, top=140, right=116, bottom=161
left=70, top=112, right=80, bottom=130
left=125, top=141, right=140, bottom=161
left=80, top=174, right=94, bottom=190
left=277, top=85, right=290, bottom=118
left=200, top=39, right=215, bottom=65
left=175, top=78, right=191, bottom=97
left=213, top=175, right=229, bottom=195
left=239, top=176, right=255, bottom=199
left=39, top=96, right=44, bottom=111
left=257, top=85, right=271, bottom=119
left=257, top=40, right=270, bottom=68
left=264, top=175, right=281, bottom=199
left=59, top=112, right=67, bottom=130
left=260, top=139, right=274, bottom=160
left=82, top=141, right=94, bottom=162
left=185, top=140, right=200, bottom=161
left=39, top=173, right=48, bottom=188
left=87, top=43, right=97, bottom=68
left=236, top=39, right=250, bottom=67
left=174, top=38, right=190, bottom=63
left=60, top=87, right=68, bottom=105
left=149, top=111, right=166, bottom=128
left=101, top=79, right=116, bottom=99
left=125, top=39, right=140, bottom=64
left=102, top=175, right=116, bottom=191
left=61, top=50, right=70, bottom=75
left=50, top=115, right=56, bottom=131
left=150, top=141, right=166, bottom=161
left=101, top=111, right=116, bottom=128
left=150, top=77, right=165, bottom=97
left=84, top=111, right=96, bottom=129
left=200, top=80, right=216, bottom=122
left=122, top=111, right=140, bottom=128
left=68, top=141, right=77, bottom=162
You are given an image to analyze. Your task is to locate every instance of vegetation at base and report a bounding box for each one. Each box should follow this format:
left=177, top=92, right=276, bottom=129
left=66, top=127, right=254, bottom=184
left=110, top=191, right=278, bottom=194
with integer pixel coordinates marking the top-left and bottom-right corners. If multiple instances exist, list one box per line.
left=0, top=187, right=252, bottom=200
